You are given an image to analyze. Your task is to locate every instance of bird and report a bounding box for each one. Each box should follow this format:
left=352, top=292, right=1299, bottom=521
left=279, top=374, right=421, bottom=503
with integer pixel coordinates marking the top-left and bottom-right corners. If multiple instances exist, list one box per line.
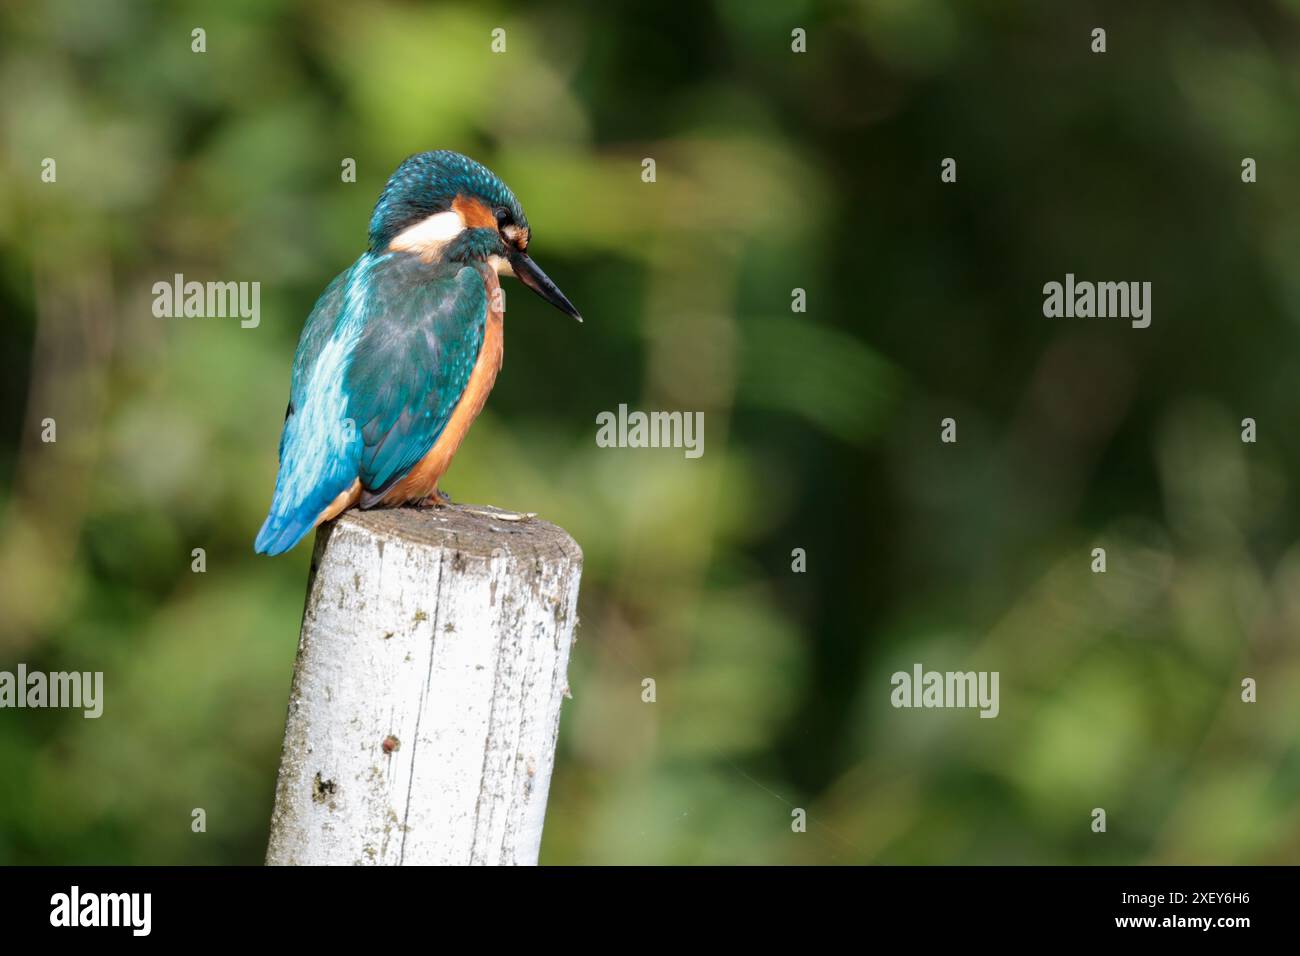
left=254, top=150, right=581, bottom=556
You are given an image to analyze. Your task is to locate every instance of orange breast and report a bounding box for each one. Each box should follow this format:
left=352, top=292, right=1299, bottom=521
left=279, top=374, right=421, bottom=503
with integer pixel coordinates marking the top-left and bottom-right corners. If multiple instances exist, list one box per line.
left=378, top=268, right=504, bottom=506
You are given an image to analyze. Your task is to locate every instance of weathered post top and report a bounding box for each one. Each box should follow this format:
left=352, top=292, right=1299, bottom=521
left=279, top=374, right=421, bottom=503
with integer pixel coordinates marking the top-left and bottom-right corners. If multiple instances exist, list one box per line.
left=265, top=504, right=583, bottom=866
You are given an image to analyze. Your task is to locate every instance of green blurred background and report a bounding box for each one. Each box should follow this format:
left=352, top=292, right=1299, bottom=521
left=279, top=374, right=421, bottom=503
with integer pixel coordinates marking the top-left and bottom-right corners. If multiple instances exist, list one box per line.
left=2, top=0, right=1299, bottom=864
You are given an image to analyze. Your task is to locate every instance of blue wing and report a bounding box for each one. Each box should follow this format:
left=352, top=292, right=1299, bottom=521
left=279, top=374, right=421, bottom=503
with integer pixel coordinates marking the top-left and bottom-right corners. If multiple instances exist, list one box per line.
left=254, top=253, right=487, bottom=555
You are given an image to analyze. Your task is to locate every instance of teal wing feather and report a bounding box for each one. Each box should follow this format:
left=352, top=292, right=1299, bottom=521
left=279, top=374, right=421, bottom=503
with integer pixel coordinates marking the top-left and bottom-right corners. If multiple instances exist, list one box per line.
left=344, top=255, right=487, bottom=504
left=279, top=267, right=349, bottom=458
left=291, top=271, right=350, bottom=413
left=255, top=264, right=357, bottom=555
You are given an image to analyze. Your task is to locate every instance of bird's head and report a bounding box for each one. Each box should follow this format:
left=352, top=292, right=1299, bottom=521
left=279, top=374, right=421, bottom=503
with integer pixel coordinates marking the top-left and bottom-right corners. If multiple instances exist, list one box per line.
left=369, top=150, right=581, bottom=321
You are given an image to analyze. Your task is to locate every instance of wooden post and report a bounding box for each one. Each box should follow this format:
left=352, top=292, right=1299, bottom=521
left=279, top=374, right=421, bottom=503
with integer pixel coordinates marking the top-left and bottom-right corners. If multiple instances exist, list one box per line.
left=264, top=504, right=583, bottom=866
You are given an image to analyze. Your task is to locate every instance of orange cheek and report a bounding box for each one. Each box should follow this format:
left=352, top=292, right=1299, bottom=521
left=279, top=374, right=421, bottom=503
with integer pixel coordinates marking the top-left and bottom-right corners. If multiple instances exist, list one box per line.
left=452, top=194, right=498, bottom=230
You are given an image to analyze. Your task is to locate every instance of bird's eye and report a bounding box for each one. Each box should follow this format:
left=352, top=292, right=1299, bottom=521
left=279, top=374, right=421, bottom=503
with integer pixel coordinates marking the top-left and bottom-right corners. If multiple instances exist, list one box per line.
left=494, top=206, right=511, bottom=227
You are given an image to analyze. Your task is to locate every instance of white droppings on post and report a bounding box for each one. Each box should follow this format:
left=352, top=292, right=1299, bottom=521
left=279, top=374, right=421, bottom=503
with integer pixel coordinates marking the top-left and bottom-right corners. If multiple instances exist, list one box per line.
left=265, top=504, right=582, bottom=866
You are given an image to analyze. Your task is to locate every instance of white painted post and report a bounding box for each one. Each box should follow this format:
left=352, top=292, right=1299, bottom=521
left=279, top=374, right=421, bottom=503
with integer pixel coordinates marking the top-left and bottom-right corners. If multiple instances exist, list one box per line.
left=265, top=504, right=583, bottom=866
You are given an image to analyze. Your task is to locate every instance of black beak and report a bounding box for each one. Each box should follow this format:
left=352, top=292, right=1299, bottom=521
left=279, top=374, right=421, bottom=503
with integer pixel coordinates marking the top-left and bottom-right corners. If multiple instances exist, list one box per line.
left=508, top=250, right=582, bottom=322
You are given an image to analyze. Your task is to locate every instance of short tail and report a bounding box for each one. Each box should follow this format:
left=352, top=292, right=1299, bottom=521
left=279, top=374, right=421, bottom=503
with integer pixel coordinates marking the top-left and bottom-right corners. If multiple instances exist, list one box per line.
left=254, top=507, right=317, bottom=556
left=255, top=414, right=359, bottom=556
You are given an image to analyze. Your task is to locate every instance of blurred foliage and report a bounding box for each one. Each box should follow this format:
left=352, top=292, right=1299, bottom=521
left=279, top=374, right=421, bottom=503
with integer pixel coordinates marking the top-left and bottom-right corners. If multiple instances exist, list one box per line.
left=2, top=0, right=1300, bottom=864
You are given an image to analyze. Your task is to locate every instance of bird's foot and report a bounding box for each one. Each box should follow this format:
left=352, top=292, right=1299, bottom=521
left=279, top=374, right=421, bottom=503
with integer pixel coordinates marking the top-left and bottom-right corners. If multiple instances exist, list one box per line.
left=416, top=488, right=452, bottom=509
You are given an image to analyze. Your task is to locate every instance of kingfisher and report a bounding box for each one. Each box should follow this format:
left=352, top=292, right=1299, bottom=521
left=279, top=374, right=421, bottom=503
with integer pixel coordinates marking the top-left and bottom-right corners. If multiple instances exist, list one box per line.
left=254, top=150, right=581, bottom=556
